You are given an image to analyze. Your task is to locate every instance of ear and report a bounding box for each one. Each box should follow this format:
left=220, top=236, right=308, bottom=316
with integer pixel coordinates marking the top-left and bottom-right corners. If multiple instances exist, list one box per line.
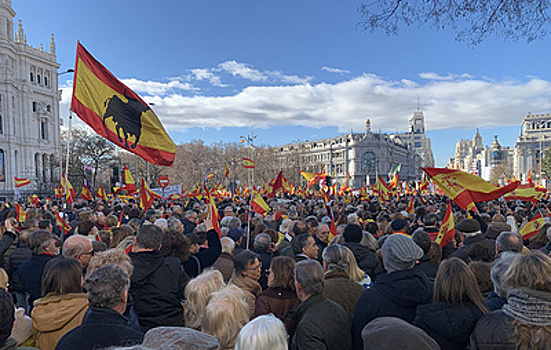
left=122, top=290, right=128, bottom=304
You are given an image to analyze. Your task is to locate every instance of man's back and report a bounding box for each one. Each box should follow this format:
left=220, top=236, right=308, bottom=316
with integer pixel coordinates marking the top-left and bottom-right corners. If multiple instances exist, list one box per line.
left=291, top=294, right=351, bottom=350
left=129, top=251, right=188, bottom=331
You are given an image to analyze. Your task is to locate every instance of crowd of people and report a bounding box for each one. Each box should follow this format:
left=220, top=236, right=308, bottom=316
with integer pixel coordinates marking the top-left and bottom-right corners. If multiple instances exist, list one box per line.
left=0, top=192, right=551, bottom=349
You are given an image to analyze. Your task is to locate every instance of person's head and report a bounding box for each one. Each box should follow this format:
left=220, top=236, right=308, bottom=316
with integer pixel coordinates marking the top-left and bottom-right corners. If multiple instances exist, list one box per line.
left=38, top=219, right=53, bottom=232
left=42, top=256, right=83, bottom=296
left=85, top=264, right=129, bottom=314
left=27, top=229, right=57, bottom=255
left=135, top=224, right=163, bottom=251
left=294, top=260, right=324, bottom=301
left=289, top=220, right=308, bottom=237
left=87, top=248, right=133, bottom=278
left=381, top=234, right=424, bottom=273
left=184, top=269, right=226, bottom=329
left=411, top=228, right=432, bottom=255
left=167, top=218, right=184, bottom=233
left=496, top=231, right=523, bottom=254
left=185, top=210, right=198, bottom=224
left=254, top=233, right=271, bottom=253
left=154, top=218, right=168, bottom=232
left=268, top=256, right=296, bottom=289
left=110, top=225, right=134, bottom=248
left=160, top=230, right=191, bottom=263
left=390, top=218, right=408, bottom=232
left=235, top=315, right=287, bottom=350
left=292, top=233, right=318, bottom=259
left=490, top=252, right=519, bottom=298
left=201, top=285, right=250, bottom=349
left=233, top=250, right=261, bottom=281
left=343, top=224, right=363, bottom=243
left=322, top=244, right=351, bottom=274
left=220, top=237, right=235, bottom=255
left=434, top=258, right=488, bottom=313
left=62, top=234, right=94, bottom=269
left=0, top=288, right=14, bottom=346
left=502, top=251, right=551, bottom=293
left=141, top=327, right=220, bottom=350
left=0, top=269, right=7, bottom=290
left=316, top=223, right=330, bottom=244
left=224, top=206, right=235, bottom=217
left=456, top=218, right=481, bottom=238
left=22, top=218, right=39, bottom=231
left=422, top=213, right=438, bottom=227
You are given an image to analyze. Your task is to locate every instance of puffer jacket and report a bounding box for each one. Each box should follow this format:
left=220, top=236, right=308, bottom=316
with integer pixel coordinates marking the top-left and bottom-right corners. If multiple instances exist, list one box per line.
left=414, top=301, right=484, bottom=350
left=467, top=310, right=516, bottom=350
left=31, top=293, right=89, bottom=350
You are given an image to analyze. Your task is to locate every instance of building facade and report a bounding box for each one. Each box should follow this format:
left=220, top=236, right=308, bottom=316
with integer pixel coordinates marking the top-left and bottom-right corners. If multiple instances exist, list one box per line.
left=0, top=0, right=61, bottom=199
left=390, top=111, right=435, bottom=168
left=449, top=130, right=512, bottom=182
left=514, top=112, right=551, bottom=185
left=276, top=119, right=422, bottom=189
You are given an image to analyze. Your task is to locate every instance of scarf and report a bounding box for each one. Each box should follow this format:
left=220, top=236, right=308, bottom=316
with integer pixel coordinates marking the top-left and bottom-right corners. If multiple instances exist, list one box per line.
left=502, top=288, right=551, bottom=326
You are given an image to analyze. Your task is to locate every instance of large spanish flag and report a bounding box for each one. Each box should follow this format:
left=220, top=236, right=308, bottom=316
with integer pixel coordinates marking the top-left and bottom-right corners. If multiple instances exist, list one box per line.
left=423, top=167, right=519, bottom=210
left=435, top=201, right=455, bottom=247
left=123, top=164, right=137, bottom=194
left=14, top=177, right=31, bottom=188
left=519, top=213, right=546, bottom=240
left=71, top=42, right=175, bottom=166
left=504, top=184, right=547, bottom=203
left=251, top=191, right=270, bottom=217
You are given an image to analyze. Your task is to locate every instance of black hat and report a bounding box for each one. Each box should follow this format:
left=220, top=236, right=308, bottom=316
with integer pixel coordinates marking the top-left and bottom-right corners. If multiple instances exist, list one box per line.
left=455, top=218, right=481, bottom=233
left=343, top=224, right=363, bottom=243
left=227, top=227, right=244, bottom=242
left=391, top=219, right=408, bottom=231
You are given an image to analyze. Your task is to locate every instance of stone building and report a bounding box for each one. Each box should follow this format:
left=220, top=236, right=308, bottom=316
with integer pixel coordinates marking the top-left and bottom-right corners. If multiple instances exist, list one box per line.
left=390, top=110, right=435, bottom=168
left=0, top=0, right=60, bottom=199
left=276, top=118, right=422, bottom=189
left=514, top=112, right=551, bottom=185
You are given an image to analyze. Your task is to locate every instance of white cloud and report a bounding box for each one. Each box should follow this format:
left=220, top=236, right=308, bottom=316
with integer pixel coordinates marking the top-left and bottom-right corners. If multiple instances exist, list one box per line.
left=219, top=61, right=267, bottom=82
left=60, top=73, right=551, bottom=137
left=190, top=68, right=227, bottom=87
left=419, top=72, right=474, bottom=81
left=322, top=66, right=351, bottom=74
left=122, top=78, right=196, bottom=96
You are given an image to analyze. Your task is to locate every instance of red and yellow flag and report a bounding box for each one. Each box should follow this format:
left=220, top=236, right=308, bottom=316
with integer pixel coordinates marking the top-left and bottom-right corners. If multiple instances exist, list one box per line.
left=205, top=187, right=222, bottom=237
left=435, top=201, right=455, bottom=247
left=251, top=191, right=270, bottom=217
left=373, top=175, right=392, bottom=202
left=71, top=42, right=175, bottom=166
left=123, top=164, right=137, bottom=194
left=299, top=170, right=326, bottom=187
left=527, top=170, right=534, bottom=185
left=81, top=183, right=92, bottom=201
left=15, top=204, right=27, bottom=223
left=243, top=157, right=255, bottom=169
left=519, top=213, right=545, bottom=240
left=504, top=184, right=547, bottom=203
left=53, top=211, right=71, bottom=235
left=272, top=170, right=292, bottom=193
left=224, top=164, right=230, bottom=178
left=55, top=186, right=64, bottom=198
left=423, top=167, right=519, bottom=210
left=406, top=196, right=415, bottom=214
left=61, top=174, right=76, bottom=204
left=140, top=178, right=155, bottom=210
left=14, top=177, right=30, bottom=188
left=96, top=185, right=108, bottom=201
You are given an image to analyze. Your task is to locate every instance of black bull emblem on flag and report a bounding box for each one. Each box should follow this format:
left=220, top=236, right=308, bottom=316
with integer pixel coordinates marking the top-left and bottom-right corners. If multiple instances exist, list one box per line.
left=102, top=91, right=149, bottom=149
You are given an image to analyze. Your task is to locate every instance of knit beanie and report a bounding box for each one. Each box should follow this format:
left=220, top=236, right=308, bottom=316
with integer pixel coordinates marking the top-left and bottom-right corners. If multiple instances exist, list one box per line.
left=344, top=224, right=363, bottom=243
left=382, top=234, right=424, bottom=272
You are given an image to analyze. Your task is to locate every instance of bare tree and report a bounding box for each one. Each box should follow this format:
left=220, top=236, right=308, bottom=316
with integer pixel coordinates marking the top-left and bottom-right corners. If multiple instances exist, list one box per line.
left=358, top=0, right=550, bottom=44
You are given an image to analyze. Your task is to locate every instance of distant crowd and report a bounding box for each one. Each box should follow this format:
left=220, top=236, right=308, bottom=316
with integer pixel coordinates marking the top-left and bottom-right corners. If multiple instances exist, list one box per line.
left=0, top=193, right=551, bottom=350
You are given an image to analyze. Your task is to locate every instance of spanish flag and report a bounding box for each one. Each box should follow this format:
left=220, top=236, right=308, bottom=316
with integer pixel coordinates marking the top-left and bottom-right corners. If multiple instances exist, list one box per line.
left=139, top=178, right=155, bottom=210
left=71, top=42, right=175, bottom=166
left=96, top=185, right=108, bottom=201
left=272, top=170, right=292, bottom=193
left=15, top=204, right=27, bottom=223
left=504, top=184, right=547, bottom=203
left=299, top=170, right=326, bottom=187
left=123, top=164, right=137, bottom=194
left=243, top=157, right=255, bottom=169
left=373, top=175, right=392, bottom=202
left=224, top=164, right=230, bottom=178
left=53, top=211, right=71, bottom=235
left=406, top=196, right=415, bottom=214
left=205, top=186, right=222, bottom=237
left=81, top=183, right=92, bottom=201
left=14, top=177, right=30, bottom=188
left=435, top=201, right=455, bottom=247
left=251, top=191, right=270, bottom=217
left=423, top=167, right=519, bottom=210
left=61, top=174, right=76, bottom=204
left=519, top=213, right=545, bottom=240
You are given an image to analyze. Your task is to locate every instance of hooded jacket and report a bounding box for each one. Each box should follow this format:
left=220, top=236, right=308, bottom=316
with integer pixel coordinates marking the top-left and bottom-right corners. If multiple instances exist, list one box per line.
left=129, top=251, right=189, bottom=331
left=31, top=293, right=88, bottom=350
left=351, top=269, right=433, bottom=350
left=414, top=301, right=484, bottom=350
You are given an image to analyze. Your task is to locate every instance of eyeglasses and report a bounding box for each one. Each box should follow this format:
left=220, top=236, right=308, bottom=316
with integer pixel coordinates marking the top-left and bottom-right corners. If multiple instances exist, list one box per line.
left=81, top=250, right=95, bottom=256
left=246, top=262, right=262, bottom=271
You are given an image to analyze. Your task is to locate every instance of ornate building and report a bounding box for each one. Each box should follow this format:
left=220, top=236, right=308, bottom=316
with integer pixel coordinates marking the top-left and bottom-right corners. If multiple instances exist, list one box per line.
left=390, top=110, right=435, bottom=168
left=514, top=112, right=551, bottom=185
left=0, top=0, right=60, bottom=199
left=276, top=118, right=423, bottom=188
left=449, top=130, right=512, bottom=181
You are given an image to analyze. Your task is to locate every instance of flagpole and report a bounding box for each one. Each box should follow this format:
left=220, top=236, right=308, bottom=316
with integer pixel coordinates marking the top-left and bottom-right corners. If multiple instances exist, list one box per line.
left=61, top=110, right=73, bottom=239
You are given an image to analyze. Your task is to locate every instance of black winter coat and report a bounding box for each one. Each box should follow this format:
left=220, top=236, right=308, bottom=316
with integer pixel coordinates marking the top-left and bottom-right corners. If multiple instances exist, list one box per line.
left=351, top=269, right=433, bottom=350
left=0, top=231, right=16, bottom=268
left=17, top=253, right=54, bottom=308
left=6, top=242, right=31, bottom=293
left=343, top=242, right=383, bottom=280
left=129, top=251, right=189, bottom=331
left=467, top=310, right=516, bottom=350
left=182, top=229, right=221, bottom=278
left=56, top=307, right=144, bottom=350
left=451, top=235, right=495, bottom=263
left=414, top=301, right=484, bottom=350
left=289, top=294, right=351, bottom=350
left=413, top=254, right=439, bottom=281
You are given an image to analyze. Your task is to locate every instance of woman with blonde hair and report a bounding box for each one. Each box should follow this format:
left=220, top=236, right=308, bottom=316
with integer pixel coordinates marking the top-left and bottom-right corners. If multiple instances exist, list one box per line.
left=414, top=257, right=487, bottom=350
left=201, top=285, right=249, bottom=350
left=322, top=244, right=366, bottom=318
left=469, top=251, right=551, bottom=350
left=184, top=269, right=226, bottom=329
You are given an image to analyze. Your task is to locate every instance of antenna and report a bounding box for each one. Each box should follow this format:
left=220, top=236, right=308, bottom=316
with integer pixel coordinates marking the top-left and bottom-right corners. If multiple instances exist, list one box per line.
left=416, top=97, right=420, bottom=112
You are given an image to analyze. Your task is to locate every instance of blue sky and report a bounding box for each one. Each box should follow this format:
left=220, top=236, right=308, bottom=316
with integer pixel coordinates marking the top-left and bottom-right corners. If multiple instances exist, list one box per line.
left=14, top=0, right=551, bottom=166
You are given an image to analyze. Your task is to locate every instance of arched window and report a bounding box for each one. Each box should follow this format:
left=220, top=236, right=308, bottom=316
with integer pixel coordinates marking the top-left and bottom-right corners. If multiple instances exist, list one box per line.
left=42, top=154, right=47, bottom=181
left=362, top=152, right=376, bottom=174
left=35, top=153, right=40, bottom=179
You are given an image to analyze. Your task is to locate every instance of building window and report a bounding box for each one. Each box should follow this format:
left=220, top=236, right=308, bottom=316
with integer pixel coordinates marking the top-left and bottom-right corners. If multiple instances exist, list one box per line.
left=46, top=105, right=51, bottom=112
left=32, top=102, right=37, bottom=112
left=362, top=152, right=376, bottom=174
left=40, top=119, right=48, bottom=140
left=0, top=115, right=3, bottom=134
left=0, top=150, right=4, bottom=182
left=414, top=142, right=422, bottom=148
left=35, top=154, right=40, bottom=179
left=30, top=72, right=34, bottom=82
left=37, top=74, right=41, bottom=84
left=44, top=76, right=48, bottom=86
